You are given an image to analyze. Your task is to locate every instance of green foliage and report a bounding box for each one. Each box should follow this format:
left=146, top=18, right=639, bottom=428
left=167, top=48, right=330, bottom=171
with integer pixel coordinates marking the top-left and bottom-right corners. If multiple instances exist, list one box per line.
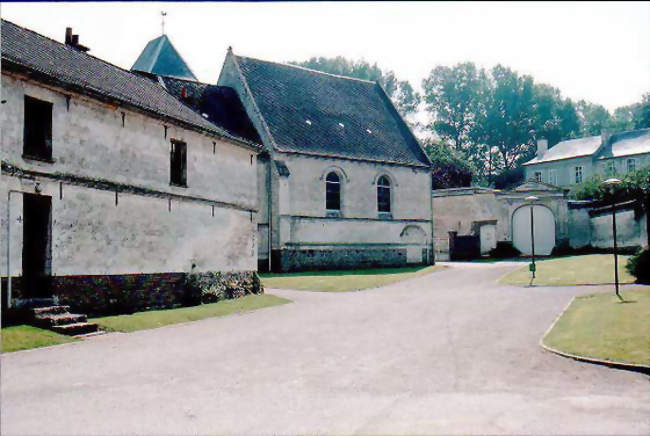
left=291, top=56, right=420, bottom=117
left=573, top=165, right=650, bottom=202
left=492, top=166, right=524, bottom=189
left=423, top=139, right=473, bottom=189
left=626, top=248, right=650, bottom=283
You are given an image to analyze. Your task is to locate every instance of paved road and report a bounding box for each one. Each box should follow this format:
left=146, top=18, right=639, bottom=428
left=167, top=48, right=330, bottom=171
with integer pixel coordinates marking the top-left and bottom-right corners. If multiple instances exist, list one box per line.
left=2, top=263, right=649, bottom=435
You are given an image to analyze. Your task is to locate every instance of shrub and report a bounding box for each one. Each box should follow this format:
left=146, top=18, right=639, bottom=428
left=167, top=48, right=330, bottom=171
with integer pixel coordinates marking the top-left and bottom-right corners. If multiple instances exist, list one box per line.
left=626, top=248, right=650, bottom=284
left=185, top=271, right=264, bottom=305
left=489, top=241, right=521, bottom=259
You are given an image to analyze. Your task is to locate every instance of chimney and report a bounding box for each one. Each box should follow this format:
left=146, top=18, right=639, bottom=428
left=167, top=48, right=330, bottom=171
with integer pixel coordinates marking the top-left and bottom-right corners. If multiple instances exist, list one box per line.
left=536, top=138, right=548, bottom=156
left=601, top=129, right=611, bottom=146
left=64, top=27, right=90, bottom=52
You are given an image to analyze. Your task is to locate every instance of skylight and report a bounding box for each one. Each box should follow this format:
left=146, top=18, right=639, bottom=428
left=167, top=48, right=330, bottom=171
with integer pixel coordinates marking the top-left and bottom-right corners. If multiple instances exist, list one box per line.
left=338, top=122, right=345, bottom=128
left=305, top=119, right=312, bottom=125
left=366, top=129, right=372, bottom=134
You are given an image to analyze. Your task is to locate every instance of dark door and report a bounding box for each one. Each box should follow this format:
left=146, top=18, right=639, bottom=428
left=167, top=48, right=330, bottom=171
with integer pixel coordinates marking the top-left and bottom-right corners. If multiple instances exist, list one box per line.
left=22, top=194, right=52, bottom=298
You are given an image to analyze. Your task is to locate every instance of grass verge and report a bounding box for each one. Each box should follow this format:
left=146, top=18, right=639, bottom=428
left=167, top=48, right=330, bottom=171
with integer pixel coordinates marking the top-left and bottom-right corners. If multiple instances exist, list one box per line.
left=1, top=325, right=77, bottom=353
left=542, top=287, right=650, bottom=366
left=260, top=264, right=446, bottom=292
left=91, top=293, right=291, bottom=333
left=499, top=254, right=634, bottom=286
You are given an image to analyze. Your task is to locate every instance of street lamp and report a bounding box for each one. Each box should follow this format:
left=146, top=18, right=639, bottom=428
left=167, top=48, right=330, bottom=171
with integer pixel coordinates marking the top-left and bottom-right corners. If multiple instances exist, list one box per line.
left=525, top=195, right=539, bottom=280
left=602, top=178, right=622, bottom=299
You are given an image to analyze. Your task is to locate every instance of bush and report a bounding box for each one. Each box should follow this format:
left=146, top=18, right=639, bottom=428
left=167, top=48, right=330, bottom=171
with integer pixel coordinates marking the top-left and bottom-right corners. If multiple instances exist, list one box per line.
left=489, top=241, right=521, bottom=259
left=626, top=248, right=650, bottom=284
left=185, top=271, right=264, bottom=305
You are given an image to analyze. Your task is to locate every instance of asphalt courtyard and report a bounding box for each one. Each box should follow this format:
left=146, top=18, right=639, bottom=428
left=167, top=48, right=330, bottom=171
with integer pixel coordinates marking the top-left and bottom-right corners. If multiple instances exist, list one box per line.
left=1, top=263, right=649, bottom=435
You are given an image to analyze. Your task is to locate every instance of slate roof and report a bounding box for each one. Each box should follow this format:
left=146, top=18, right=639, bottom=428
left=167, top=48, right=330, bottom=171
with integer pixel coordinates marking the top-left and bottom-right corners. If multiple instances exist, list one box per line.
left=1, top=20, right=258, bottom=149
left=131, top=34, right=197, bottom=81
left=523, top=135, right=602, bottom=165
left=160, top=76, right=262, bottom=144
left=596, top=128, right=650, bottom=160
left=524, top=128, right=650, bottom=165
left=232, top=54, right=431, bottom=167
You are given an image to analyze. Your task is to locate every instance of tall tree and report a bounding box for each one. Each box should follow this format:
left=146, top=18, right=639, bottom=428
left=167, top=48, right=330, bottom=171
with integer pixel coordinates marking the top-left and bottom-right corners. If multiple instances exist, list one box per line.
left=421, top=62, right=487, bottom=171
left=480, top=65, right=536, bottom=170
left=291, top=56, right=420, bottom=118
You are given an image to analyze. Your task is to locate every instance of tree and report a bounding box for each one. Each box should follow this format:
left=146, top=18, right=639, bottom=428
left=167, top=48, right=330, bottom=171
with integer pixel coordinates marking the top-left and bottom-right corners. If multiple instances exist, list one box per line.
left=422, top=62, right=487, bottom=174
left=576, top=100, right=612, bottom=136
left=291, top=56, right=421, bottom=118
left=423, top=139, right=473, bottom=189
left=480, top=65, right=537, bottom=171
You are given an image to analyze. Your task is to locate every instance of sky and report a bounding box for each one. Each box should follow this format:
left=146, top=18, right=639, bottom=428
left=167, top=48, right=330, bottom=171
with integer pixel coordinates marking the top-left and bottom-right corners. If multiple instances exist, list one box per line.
left=2, top=1, right=649, bottom=112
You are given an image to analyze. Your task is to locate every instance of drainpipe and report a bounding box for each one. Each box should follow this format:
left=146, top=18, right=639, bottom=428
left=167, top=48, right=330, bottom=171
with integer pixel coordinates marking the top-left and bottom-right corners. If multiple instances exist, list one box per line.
left=267, top=159, right=272, bottom=272
left=6, top=189, right=23, bottom=309
left=429, top=171, right=435, bottom=264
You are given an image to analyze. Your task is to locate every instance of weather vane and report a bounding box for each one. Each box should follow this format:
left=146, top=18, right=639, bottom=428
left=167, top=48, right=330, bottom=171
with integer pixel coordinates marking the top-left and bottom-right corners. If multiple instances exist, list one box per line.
left=161, top=11, right=167, bottom=35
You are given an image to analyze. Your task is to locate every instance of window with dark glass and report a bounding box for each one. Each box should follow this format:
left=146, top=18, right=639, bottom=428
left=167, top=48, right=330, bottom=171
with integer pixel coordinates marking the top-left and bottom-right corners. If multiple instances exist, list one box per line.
left=170, top=140, right=187, bottom=187
left=377, top=175, right=391, bottom=213
left=23, top=96, right=53, bottom=161
left=325, top=172, right=340, bottom=211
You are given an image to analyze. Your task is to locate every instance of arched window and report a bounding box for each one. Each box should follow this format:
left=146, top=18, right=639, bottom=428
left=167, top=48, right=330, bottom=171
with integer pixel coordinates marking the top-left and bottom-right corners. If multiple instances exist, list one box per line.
left=377, top=175, right=391, bottom=213
left=326, top=172, right=341, bottom=211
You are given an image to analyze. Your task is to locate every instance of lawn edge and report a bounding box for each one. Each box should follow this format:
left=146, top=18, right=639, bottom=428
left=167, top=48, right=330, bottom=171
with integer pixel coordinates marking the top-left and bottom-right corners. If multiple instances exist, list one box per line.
left=92, top=294, right=293, bottom=333
left=261, top=264, right=448, bottom=293
left=539, top=296, right=650, bottom=374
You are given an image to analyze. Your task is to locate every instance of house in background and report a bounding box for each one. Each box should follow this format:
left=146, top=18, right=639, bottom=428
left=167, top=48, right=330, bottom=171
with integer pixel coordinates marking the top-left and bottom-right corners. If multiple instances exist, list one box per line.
left=1, top=21, right=261, bottom=320
left=523, top=128, right=650, bottom=187
left=217, top=50, right=434, bottom=272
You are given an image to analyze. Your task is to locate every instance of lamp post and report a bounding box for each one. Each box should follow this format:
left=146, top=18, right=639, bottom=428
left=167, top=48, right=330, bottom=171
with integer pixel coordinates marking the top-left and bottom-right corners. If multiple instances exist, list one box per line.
left=525, top=195, right=539, bottom=280
left=602, top=178, right=622, bottom=299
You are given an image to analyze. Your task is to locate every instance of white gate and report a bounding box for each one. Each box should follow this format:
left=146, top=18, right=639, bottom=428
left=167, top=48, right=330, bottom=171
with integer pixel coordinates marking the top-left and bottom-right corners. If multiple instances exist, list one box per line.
left=512, top=205, right=556, bottom=255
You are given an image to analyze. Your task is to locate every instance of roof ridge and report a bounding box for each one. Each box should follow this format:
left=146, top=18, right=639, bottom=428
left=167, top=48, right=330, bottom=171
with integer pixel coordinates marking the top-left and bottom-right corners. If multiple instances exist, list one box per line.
left=234, top=53, right=378, bottom=85
left=1, top=18, right=145, bottom=79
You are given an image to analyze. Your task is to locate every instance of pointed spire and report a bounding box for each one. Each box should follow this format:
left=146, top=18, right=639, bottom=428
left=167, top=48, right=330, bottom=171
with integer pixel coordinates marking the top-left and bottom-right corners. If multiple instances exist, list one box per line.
left=131, top=33, right=197, bottom=81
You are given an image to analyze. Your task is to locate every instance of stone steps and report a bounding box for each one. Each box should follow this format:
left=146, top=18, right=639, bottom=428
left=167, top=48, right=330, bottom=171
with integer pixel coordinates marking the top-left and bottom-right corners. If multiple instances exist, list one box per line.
left=29, top=306, right=98, bottom=336
left=50, top=322, right=99, bottom=336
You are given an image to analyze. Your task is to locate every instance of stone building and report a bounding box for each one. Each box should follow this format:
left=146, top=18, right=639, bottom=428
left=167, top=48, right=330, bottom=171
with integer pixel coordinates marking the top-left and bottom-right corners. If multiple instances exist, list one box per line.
left=216, top=50, right=434, bottom=271
left=523, top=129, right=650, bottom=187
left=432, top=180, right=647, bottom=260
left=0, top=21, right=261, bottom=313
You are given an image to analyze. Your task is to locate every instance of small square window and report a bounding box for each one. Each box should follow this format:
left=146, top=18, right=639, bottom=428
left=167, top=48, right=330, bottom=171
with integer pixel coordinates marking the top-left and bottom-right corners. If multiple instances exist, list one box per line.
left=170, top=140, right=187, bottom=187
left=23, top=96, right=53, bottom=161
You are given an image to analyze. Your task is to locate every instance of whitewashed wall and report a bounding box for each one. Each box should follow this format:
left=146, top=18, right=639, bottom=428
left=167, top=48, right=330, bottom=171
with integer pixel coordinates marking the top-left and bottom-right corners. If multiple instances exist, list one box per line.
left=0, top=73, right=258, bottom=277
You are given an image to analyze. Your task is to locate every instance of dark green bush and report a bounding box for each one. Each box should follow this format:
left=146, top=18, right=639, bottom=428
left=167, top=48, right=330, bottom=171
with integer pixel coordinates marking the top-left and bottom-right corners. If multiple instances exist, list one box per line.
left=489, top=241, right=521, bottom=258
left=626, top=248, right=650, bottom=284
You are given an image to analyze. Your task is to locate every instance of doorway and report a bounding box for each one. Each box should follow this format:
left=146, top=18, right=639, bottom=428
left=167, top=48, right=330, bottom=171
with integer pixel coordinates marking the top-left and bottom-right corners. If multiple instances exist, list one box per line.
left=22, top=194, right=52, bottom=298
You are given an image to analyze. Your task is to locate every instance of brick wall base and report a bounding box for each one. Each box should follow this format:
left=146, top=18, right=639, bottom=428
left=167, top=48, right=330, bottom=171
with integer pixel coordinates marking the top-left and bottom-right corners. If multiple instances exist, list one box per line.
left=1, top=271, right=262, bottom=318
left=271, top=247, right=433, bottom=273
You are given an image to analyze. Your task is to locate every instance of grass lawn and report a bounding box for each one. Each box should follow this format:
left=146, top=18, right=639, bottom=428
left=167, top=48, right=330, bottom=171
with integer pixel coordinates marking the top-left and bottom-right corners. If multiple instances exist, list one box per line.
left=1, top=325, right=77, bottom=353
left=260, top=264, right=445, bottom=292
left=499, top=254, right=635, bottom=286
left=543, top=287, right=650, bottom=366
left=91, top=293, right=291, bottom=333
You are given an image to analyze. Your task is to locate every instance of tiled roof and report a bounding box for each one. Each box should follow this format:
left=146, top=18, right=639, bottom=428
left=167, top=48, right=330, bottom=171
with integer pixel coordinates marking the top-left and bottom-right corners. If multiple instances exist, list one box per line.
left=523, top=135, right=602, bottom=165
left=1, top=20, right=257, bottom=149
left=597, top=128, right=650, bottom=159
left=160, top=76, right=262, bottom=144
left=131, top=34, right=197, bottom=81
left=233, top=54, right=430, bottom=167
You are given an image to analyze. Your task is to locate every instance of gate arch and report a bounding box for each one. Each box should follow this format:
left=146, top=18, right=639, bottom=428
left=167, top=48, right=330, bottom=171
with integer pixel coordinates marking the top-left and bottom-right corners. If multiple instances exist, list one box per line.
left=511, top=205, right=556, bottom=255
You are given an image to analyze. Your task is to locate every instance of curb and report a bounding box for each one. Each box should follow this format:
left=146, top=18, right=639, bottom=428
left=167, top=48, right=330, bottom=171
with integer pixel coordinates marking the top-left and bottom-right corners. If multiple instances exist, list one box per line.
left=540, top=297, right=650, bottom=374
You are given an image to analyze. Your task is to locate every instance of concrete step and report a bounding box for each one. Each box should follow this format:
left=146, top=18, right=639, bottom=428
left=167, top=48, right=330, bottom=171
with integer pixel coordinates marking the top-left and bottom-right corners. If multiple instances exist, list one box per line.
left=51, top=322, right=99, bottom=336
left=33, top=313, right=87, bottom=327
left=31, top=305, right=70, bottom=316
